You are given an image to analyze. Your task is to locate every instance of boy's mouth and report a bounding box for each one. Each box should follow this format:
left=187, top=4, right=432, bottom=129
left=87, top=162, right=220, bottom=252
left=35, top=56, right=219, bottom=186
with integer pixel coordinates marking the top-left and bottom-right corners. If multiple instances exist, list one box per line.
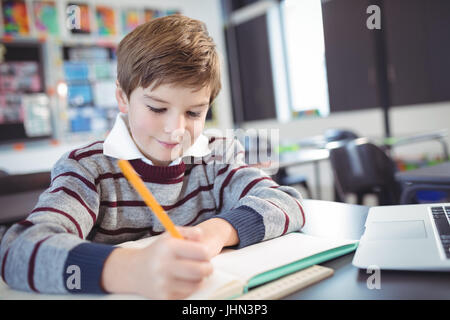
left=157, top=139, right=179, bottom=149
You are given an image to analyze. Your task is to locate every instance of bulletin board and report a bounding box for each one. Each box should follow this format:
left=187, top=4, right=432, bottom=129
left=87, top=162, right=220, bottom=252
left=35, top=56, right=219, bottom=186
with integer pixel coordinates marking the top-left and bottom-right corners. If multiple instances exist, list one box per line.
left=0, top=41, right=51, bottom=143
left=0, top=1, right=184, bottom=145
left=62, top=44, right=118, bottom=134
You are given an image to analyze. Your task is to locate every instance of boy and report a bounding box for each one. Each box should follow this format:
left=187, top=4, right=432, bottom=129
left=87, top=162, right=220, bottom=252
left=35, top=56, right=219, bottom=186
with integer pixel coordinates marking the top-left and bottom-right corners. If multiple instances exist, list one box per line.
left=0, top=15, right=305, bottom=299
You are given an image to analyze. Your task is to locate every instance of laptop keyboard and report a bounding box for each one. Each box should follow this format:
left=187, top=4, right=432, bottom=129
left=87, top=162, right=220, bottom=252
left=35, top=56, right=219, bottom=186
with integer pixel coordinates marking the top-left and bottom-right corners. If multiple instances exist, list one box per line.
left=431, top=206, right=450, bottom=259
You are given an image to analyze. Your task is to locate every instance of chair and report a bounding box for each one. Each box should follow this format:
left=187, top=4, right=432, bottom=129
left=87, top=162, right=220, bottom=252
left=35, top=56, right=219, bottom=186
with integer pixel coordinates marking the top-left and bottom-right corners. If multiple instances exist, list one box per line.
left=323, top=128, right=359, bottom=201
left=274, top=129, right=359, bottom=199
left=327, top=138, right=401, bottom=205
left=324, top=128, right=359, bottom=143
left=272, top=167, right=312, bottom=198
left=241, top=134, right=313, bottom=198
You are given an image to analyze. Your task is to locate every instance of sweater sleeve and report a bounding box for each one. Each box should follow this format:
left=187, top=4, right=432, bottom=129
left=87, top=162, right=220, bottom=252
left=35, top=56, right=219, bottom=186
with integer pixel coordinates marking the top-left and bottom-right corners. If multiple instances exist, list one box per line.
left=0, top=151, right=115, bottom=294
left=208, top=137, right=306, bottom=249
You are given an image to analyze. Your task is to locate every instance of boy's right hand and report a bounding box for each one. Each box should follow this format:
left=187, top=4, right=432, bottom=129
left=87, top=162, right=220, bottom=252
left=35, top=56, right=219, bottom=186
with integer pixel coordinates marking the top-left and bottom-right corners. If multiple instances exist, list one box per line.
left=101, top=227, right=213, bottom=299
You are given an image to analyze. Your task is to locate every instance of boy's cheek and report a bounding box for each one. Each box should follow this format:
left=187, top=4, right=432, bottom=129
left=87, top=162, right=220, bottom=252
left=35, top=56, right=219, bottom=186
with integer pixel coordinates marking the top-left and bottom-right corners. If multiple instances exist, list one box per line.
left=191, top=121, right=205, bottom=141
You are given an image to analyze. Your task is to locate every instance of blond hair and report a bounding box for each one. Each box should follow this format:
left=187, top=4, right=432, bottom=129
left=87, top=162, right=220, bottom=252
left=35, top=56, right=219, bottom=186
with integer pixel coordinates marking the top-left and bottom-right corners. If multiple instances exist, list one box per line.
left=117, top=14, right=221, bottom=104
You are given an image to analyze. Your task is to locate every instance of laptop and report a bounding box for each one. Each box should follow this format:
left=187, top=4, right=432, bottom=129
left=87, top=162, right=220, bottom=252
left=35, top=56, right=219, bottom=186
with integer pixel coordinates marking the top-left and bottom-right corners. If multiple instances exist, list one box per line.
left=353, top=203, right=450, bottom=271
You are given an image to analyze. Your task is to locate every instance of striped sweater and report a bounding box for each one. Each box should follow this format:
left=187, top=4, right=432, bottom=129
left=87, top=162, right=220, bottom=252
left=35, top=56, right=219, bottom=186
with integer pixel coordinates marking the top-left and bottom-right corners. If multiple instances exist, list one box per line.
left=0, top=136, right=305, bottom=295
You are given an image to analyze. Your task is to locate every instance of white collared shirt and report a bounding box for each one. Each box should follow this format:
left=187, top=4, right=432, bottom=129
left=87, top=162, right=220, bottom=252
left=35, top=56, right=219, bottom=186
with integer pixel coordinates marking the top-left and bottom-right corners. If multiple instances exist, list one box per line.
left=103, top=113, right=212, bottom=165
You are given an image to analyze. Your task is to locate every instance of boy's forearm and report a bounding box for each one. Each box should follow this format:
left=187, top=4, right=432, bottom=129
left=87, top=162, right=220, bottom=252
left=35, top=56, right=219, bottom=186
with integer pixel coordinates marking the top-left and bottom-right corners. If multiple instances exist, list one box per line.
left=197, top=217, right=239, bottom=248
left=101, top=247, right=137, bottom=294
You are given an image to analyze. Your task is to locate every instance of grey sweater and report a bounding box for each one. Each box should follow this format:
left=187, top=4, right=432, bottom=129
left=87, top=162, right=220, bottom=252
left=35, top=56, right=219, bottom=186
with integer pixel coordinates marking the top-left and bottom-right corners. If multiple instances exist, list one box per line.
left=0, top=136, right=305, bottom=295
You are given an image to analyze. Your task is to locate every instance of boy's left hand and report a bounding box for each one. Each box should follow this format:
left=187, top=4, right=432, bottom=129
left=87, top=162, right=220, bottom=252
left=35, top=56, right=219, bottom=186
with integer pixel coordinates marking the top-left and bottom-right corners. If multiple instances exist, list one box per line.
left=194, top=218, right=239, bottom=258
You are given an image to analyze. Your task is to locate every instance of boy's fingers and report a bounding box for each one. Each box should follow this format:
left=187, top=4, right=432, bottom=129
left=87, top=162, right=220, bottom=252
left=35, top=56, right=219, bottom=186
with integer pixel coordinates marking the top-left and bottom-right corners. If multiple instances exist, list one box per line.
left=177, top=226, right=203, bottom=242
left=171, top=238, right=210, bottom=261
left=171, top=259, right=214, bottom=281
left=167, top=278, right=205, bottom=299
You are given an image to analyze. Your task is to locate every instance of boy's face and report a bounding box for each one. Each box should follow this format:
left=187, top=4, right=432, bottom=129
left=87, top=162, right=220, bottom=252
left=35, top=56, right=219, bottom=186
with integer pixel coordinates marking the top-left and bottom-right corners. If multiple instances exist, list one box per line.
left=116, top=82, right=211, bottom=166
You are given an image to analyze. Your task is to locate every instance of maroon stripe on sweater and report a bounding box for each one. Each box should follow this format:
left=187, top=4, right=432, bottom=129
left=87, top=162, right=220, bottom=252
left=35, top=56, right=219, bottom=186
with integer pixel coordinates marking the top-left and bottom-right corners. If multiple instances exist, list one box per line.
left=208, top=136, right=227, bottom=144
left=31, top=207, right=84, bottom=238
left=184, top=164, right=201, bottom=176
left=95, top=172, right=184, bottom=185
left=28, top=235, right=52, bottom=293
left=186, top=207, right=217, bottom=226
left=49, top=187, right=96, bottom=224
left=293, top=198, right=306, bottom=228
left=100, top=183, right=215, bottom=211
left=96, top=208, right=217, bottom=235
left=239, top=177, right=273, bottom=199
left=142, top=175, right=185, bottom=184
left=129, top=159, right=186, bottom=181
left=52, top=172, right=97, bottom=192
left=68, top=141, right=103, bottom=160
left=164, top=184, right=214, bottom=211
left=96, top=226, right=152, bottom=235
left=95, top=226, right=164, bottom=236
left=217, top=165, right=230, bottom=176
left=100, top=200, right=145, bottom=208
left=18, top=220, right=34, bottom=227
left=266, top=200, right=290, bottom=235
left=1, top=249, right=9, bottom=284
left=95, top=172, right=123, bottom=185
left=218, top=165, right=249, bottom=211
left=101, top=184, right=215, bottom=210
left=72, top=149, right=103, bottom=162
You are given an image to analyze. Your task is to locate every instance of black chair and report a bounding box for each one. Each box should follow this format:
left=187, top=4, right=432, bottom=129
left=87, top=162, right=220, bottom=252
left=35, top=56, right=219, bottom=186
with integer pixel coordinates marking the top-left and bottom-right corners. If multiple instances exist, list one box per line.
left=324, top=128, right=359, bottom=143
left=241, top=134, right=313, bottom=198
left=323, top=129, right=359, bottom=201
left=272, top=167, right=312, bottom=198
left=274, top=129, right=359, bottom=199
left=327, top=138, right=401, bottom=205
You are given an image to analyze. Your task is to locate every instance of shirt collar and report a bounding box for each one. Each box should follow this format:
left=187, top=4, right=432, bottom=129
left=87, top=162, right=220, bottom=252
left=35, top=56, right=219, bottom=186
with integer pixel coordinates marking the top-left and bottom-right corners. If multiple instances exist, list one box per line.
left=103, top=112, right=212, bottom=165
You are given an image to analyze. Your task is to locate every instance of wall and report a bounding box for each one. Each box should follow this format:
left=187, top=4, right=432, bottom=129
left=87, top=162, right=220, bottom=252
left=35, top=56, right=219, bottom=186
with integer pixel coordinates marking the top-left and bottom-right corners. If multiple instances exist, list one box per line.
left=0, top=0, right=234, bottom=174
left=241, top=101, right=450, bottom=201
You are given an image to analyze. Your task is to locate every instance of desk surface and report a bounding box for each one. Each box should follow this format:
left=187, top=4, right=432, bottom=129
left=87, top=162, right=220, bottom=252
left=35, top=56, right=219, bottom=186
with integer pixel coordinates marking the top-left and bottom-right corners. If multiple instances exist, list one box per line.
left=1, top=199, right=450, bottom=300
left=396, top=161, right=450, bottom=184
left=286, top=252, right=450, bottom=300
left=285, top=129, right=448, bottom=150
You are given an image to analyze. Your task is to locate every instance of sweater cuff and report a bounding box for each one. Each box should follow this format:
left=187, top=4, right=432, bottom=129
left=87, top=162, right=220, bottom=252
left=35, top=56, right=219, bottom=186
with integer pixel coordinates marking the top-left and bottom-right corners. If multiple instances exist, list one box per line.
left=216, top=205, right=265, bottom=249
left=63, top=242, right=116, bottom=294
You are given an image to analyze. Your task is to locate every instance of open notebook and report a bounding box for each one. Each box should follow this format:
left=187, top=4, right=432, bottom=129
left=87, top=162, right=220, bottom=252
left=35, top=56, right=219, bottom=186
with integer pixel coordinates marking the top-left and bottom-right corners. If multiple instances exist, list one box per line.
left=119, top=232, right=358, bottom=299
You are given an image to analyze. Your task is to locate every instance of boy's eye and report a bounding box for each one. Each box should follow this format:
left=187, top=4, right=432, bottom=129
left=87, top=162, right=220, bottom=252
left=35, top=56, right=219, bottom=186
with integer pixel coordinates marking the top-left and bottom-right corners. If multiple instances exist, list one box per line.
left=187, top=111, right=202, bottom=118
left=147, top=106, right=165, bottom=113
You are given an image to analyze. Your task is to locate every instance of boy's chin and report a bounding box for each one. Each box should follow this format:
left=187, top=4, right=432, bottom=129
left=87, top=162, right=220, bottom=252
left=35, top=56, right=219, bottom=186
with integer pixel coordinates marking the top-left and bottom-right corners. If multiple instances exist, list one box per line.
left=157, top=147, right=184, bottom=163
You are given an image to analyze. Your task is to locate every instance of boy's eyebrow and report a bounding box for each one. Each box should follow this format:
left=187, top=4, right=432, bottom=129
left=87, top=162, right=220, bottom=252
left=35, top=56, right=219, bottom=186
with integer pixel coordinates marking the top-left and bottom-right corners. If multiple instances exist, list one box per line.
left=143, top=94, right=209, bottom=108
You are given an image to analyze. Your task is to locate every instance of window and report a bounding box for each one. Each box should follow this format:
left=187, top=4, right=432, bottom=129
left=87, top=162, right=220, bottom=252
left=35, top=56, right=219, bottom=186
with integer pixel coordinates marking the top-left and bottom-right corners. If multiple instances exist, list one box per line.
left=281, top=0, right=329, bottom=117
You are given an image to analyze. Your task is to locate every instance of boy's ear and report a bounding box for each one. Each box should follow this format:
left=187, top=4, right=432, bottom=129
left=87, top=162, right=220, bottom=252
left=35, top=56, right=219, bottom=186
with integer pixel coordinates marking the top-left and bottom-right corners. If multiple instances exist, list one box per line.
left=116, top=80, right=129, bottom=113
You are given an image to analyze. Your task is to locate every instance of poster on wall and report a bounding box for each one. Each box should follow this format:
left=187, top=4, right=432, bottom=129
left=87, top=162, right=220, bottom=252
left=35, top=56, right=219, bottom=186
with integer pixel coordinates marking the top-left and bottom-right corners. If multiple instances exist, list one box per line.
left=33, top=1, right=59, bottom=36
left=96, top=6, right=117, bottom=36
left=1, top=0, right=30, bottom=36
left=67, top=2, right=91, bottom=34
left=121, top=8, right=141, bottom=34
left=165, top=9, right=181, bottom=16
left=22, top=94, right=52, bottom=137
left=0, top=62, right=42, bottom=125
left=143, top=9, right=163, bottom=23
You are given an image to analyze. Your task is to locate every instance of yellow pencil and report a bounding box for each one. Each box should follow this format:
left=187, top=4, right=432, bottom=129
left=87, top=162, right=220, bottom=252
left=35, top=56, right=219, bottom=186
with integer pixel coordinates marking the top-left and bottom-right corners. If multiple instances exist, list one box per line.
left=117, top=159, right=183, bottom=239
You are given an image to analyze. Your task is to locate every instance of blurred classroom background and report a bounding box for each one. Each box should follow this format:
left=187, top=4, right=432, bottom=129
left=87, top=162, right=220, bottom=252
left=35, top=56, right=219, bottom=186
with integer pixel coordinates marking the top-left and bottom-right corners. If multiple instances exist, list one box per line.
left=0, top=0, right=449, bottom=209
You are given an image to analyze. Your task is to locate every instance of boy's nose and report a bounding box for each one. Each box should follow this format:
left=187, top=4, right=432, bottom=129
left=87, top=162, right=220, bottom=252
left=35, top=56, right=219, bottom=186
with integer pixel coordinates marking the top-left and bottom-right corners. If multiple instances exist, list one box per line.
left=164, top=114, right=186, bottom=136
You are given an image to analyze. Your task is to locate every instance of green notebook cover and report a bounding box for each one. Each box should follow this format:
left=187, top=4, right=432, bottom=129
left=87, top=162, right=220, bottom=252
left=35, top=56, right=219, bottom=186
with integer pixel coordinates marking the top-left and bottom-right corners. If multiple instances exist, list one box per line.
left=245, top=242, right=359, bottom=291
